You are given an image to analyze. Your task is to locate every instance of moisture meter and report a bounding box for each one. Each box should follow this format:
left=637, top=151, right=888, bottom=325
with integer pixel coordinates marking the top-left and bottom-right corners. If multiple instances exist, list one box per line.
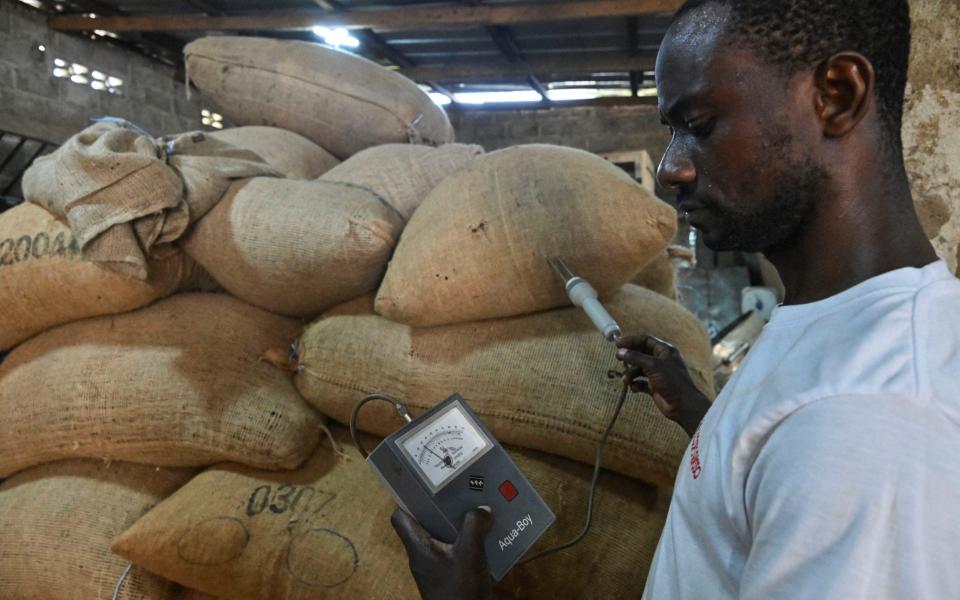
left=365, top=393, right=555, bottom=581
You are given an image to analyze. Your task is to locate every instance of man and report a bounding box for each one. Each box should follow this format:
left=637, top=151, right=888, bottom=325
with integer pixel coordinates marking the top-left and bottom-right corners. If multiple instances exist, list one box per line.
left=391, top=0, right=960, bottom=597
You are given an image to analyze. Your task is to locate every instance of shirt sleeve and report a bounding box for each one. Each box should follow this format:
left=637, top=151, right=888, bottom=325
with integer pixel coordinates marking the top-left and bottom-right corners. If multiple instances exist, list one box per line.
left=737, top=393, right=957, bottom=600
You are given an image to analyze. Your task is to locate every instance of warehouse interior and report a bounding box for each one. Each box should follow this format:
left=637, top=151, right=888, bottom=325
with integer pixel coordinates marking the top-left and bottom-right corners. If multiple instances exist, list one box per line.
left=0, top=0, right=958, bottom=597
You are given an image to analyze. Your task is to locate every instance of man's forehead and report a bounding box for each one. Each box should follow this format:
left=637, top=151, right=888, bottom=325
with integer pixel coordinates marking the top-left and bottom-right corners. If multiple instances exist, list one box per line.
left=655, top=8, right=757, bottom=116
left=664, top=2, right=732, bottom=48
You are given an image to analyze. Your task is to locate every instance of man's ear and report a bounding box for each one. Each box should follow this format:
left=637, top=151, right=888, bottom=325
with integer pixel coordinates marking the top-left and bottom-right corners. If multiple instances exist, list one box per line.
left=813, top=52, right=875, bottom=138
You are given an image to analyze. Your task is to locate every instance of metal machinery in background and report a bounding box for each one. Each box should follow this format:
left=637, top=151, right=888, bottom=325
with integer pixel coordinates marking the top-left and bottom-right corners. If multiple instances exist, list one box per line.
left=0, top=130, right=57, bottom=214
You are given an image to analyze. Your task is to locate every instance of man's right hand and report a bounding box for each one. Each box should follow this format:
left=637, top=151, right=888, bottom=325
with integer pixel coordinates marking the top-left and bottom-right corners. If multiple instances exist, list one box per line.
left=391, top=506, right=495, bottom=600
left=616, top=335, right=711, bottom=437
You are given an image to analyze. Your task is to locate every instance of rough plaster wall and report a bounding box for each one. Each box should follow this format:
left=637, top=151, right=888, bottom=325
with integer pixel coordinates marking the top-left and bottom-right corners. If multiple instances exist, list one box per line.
left=905, top=0, right=960, bottom=275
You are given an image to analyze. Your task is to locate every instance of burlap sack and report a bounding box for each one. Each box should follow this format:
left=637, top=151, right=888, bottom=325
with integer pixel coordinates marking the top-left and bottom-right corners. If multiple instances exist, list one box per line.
left=180, top=177, right=405, bottom=318
left=163, top=129, right=282, bottom=222
left=375, top=144, right=679, bottom=327
left=211, top=126, right=340, bottom=179
left=632, top=249, right=677, bottom=299
left=0, top=202, right=195, bottom=352
left=112, top=426, right=670, bottom=600
left=0, top=459, right=195, bottom=599
left=320, top=143, right=484, bottom=221
left=0, top=293, right=322, bottom=477
left=294, top=285, right=713, bottom=486
left=184, top=36, right=455, bottom=159
left=23, top=121, right=278, bottom=280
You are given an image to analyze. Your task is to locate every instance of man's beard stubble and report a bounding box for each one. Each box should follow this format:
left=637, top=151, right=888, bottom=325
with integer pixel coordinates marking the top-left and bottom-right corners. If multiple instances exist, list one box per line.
left=699, top=157, right=828, bottom=254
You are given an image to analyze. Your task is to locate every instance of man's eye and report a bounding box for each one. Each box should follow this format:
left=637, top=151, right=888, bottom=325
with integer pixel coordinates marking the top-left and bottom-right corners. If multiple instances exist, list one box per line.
left=686, top=118, right=715, bottom=137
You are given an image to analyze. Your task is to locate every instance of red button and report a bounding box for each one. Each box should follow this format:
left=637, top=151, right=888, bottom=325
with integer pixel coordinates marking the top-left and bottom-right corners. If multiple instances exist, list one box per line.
left=499, top=480, right=518, bottom=501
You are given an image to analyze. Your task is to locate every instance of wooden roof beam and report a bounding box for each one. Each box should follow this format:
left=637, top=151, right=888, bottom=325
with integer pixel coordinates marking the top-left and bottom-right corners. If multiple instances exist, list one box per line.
left=398, top=54, right=656, bottom=83
left=627, top=15, right=639, bottom=55
left=311, top=0, right=341, bottom=10
left=484, top=23, right=551, bottom=102
left=447, top=95, right=658, bottom=111
left=48, top=0, right=685, bottom=33
left=486, top=25, right=523, bottom=62
left=354, top=28, right=414, bottom=67
left=527, top=74, right=549, bottom=98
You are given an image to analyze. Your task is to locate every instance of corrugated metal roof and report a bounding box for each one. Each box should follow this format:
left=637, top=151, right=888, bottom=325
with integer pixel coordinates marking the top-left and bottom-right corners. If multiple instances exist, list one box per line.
left=36, top=0, right=673, bottom=105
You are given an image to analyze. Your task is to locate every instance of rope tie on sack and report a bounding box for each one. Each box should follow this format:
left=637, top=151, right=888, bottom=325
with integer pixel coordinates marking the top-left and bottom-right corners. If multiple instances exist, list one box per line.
left=319, top=422, right=351, bottom=460
left=290, top=339, right=304, bottom=374
left=112, top=562, right=133, bottom=600
left=406, top=114, right=425, bottom=144
left=90, top=117, right=156, bottom=142
left=90, top=117, right=168, bottom=166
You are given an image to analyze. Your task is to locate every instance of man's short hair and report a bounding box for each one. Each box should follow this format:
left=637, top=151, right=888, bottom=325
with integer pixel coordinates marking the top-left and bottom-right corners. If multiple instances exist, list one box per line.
left=672, top=0, right=911, bottom=149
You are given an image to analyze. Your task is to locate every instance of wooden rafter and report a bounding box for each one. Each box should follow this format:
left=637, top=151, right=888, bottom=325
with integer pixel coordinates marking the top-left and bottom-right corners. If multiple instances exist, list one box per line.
left=59, top=0, right=185, bottom=65
left=48, top=0, right=684, bottom=33
left=428, top=82, right=456, bottom=97
left=398, top=54, right=656, bottom=83
left=486, top=25, right=522, bottom=62
left=311, top=0, right=340, bottom=10
left=446, top=95, right=658, bottom=112
left=526, top=74, right=549, bottom=97
left=484, top=22, right=552, bottom=102
left=627, top=16, right=639, bottom=55
left=355, top=28, right=414, bottom=68
left=180, top=0, right=222, bottom=16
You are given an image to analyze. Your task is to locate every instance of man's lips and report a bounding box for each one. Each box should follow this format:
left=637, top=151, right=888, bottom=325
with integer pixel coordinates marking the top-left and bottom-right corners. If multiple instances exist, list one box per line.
left=677, top=201, right=707, bottom=214
left=676, top=199, right=712, bottom=227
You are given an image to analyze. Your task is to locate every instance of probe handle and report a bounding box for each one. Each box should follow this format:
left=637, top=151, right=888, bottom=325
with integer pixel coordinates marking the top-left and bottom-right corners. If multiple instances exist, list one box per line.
left=565, top=278, right=622, bottom=342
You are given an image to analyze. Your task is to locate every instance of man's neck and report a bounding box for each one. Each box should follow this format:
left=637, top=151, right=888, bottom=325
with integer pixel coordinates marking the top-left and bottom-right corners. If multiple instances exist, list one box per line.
left=765, top=167, right=938, bottom=306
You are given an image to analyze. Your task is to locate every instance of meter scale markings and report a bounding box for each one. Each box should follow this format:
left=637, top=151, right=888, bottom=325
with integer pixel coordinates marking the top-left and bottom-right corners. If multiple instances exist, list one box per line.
left=400, top=404, right=492, bottom=490
left=415, top=427, right=467, bottom=471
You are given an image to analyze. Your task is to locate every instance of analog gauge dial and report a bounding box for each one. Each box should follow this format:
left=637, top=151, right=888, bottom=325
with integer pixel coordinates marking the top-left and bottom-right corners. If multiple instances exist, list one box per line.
left=399, top=403, right=492, bottom=491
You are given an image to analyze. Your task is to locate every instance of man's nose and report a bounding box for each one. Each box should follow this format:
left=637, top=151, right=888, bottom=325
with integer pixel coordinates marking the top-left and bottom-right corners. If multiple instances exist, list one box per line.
left=657, top=142, right=696, bottom=191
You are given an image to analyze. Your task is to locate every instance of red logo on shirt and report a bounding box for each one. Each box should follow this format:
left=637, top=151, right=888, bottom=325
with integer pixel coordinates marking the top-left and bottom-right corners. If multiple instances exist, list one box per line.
left=690, top=429, right=702, bottom=479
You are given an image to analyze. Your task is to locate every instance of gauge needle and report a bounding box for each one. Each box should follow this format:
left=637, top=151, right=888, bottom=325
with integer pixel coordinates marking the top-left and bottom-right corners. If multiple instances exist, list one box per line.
left=426, top=447, right=454, bottom=468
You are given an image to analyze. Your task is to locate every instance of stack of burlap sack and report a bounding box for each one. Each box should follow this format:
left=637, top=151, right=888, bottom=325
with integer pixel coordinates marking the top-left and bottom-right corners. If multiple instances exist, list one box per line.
left=0, top=36, right=712, bottom=600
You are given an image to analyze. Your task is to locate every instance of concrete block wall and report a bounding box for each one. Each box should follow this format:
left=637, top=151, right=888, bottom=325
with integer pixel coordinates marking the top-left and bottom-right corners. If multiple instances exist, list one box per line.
left=0, top=0, right=205, bottom=144
left=449, top=103, right=671, bottom=163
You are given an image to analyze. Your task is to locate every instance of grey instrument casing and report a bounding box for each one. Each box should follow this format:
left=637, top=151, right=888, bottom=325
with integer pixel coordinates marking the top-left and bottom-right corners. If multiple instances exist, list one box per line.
left=367, top=393, right=555, bottom=582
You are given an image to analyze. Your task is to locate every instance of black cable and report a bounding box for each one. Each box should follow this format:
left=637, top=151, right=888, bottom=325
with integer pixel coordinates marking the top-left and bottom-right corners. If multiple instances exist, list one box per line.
left=518, top=381, right=630, bottom=565
left=350, top=393, right=413, bottom=459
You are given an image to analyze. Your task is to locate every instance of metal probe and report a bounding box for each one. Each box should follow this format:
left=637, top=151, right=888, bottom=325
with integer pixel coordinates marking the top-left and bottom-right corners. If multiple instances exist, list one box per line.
left=547, top=256, right=622, bottom=342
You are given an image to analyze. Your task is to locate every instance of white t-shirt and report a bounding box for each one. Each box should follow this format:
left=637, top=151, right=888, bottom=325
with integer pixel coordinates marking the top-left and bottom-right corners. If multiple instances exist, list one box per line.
left=642, top=260, right=960, bottom=600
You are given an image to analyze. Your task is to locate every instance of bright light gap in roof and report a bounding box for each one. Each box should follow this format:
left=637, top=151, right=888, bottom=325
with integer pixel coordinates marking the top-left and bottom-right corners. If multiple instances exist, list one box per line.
left=428, top=92, right=452, bottom=106
left=52, top=58, right=123, bottom=94
left=313, top=26, right=360, bottom=49
left=17, top=0, right=44, bottom=9
left=546, top=88, right=634, bottom=101
left=453, top=90, right=543, bottom=105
